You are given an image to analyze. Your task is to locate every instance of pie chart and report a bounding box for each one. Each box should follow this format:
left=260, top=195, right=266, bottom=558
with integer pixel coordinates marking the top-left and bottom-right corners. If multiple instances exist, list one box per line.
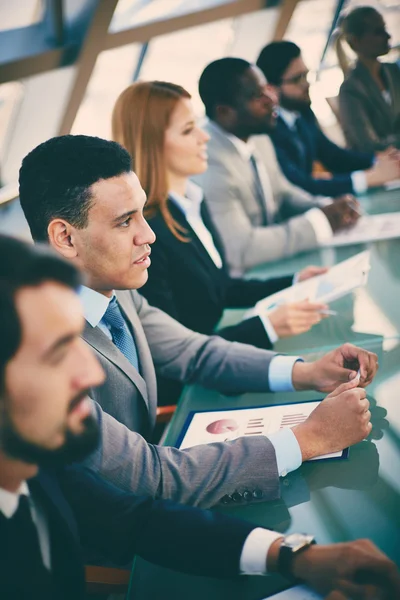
left=206, top=419, right=239, bottom=435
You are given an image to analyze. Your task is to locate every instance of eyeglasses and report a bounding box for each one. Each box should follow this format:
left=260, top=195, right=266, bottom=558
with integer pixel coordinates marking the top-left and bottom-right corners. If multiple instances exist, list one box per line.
left=281, top=71, right=309, bottom=86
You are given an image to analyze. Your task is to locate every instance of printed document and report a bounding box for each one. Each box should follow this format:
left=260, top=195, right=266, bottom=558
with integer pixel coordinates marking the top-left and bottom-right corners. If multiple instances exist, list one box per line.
left=263, top=584, right=323, bottom=599
left=324, top=212, right=400, bottom=247
left=177, top=403, right=347, bottom=461
left=246, top=250, right=370, bottom=318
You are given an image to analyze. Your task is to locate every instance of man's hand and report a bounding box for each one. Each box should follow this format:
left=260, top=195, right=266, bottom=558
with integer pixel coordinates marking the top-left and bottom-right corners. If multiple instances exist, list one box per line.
left=292, top=343, right=378, bottom=393
left=297, top=265, right=329, bottom=282
left=292, top=378, right=371, bottom=460
left=366, top=152, right=400, bottom=188
left=292, top=539, right=400, bottom=599
left=268, top=300, right=329, bottom=339
left=321, top=196, right=360, bottom=232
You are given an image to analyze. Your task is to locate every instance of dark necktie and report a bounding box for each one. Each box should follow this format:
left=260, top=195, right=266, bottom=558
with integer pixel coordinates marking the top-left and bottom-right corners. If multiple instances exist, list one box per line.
left=249, top=155, right=270, bottom=226
left=103, top=297, right=140, bottom=371
left=0, top=494, right=53, bottom=598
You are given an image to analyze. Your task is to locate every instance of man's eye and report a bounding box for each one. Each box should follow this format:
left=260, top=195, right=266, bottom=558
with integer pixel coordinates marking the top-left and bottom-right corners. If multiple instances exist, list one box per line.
left=183, top=128, right=193, bottom=135
left=119, top=218, right=131, bottom=227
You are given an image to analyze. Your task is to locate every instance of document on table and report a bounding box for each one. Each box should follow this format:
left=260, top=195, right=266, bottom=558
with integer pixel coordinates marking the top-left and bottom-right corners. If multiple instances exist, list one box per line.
left=176, top=402, right=348, bottom=461
left=324, top=212, right=400, bottom=248
left=245, top=250, right=370, bottom=318
left=263, top=584, right=323, bottom=599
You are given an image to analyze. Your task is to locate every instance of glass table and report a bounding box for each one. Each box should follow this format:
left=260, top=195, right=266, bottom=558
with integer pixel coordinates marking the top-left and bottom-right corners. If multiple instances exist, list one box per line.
left=129, top=188, right=400, bottom=599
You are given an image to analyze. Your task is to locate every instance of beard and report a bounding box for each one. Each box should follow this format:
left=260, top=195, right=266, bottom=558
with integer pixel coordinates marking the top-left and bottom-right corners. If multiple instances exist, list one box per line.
left=280, top=91, right=311, bottom=114
left=0, top=396, right=100, bottom=468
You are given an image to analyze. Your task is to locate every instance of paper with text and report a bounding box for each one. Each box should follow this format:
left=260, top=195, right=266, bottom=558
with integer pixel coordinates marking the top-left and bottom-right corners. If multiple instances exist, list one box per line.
left=178, top=403, right=345, bottom=461
left=245, top=250, right=370, bottom=319
left=325, top=212, right=400, bottom=247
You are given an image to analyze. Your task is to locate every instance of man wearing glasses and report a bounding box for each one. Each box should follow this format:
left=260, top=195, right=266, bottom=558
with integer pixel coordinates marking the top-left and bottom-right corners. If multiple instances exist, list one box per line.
left=256, top=41, right=400, bottom=198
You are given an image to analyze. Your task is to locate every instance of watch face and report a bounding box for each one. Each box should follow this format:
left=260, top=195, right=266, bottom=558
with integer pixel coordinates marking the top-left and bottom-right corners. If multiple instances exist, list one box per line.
left=284, top=533, right=314, bottom=552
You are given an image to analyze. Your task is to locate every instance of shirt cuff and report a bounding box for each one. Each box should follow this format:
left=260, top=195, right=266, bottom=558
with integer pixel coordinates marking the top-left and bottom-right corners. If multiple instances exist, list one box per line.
left=240, top=528, right=283, bottom=575
left=257, top=313, right=279, bottom=344
left=305, top=207, right=333, bottom=244
left=351, top=171, right=368, bottom=195
left=269, top=356, right=304, bottom=392
left=268, top=428, right=302, bottom=477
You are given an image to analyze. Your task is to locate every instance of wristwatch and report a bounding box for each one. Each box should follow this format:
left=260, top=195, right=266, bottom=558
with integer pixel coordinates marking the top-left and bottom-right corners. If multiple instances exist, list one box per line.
left=277, top=533, right=316, bottom=579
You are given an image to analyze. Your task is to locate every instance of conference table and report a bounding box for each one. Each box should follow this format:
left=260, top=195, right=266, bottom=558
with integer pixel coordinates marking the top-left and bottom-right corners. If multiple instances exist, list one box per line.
left=129, top=187, right=400, bottom=599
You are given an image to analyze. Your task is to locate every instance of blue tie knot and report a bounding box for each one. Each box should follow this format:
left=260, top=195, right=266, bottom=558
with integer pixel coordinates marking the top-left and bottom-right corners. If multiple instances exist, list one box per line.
left=103, top=297, right=126, bottom=330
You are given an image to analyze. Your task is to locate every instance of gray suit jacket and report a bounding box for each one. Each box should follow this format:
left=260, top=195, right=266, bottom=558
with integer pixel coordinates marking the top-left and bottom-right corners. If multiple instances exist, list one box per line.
left=339, top=61, right=400, bottom=152
left=194, top=121, right=322, bottom=275
left=82, top=290, right=281, bottom=508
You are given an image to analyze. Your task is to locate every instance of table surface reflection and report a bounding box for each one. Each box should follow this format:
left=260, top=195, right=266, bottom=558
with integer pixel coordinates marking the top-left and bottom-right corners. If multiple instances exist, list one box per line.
left=129, top=189, right=400, bottom=600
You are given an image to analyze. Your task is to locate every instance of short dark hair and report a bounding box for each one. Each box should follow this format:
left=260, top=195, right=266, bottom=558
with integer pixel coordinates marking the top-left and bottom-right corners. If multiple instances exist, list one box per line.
left=0, top=235, right=81, bottom=392
left=256, top=41, right=301, bottom=86
left=339, top=6, right=380, bottom=38
left=198, top=57, right=251, bottom=119
left=19, top=135, right=132, bottom=242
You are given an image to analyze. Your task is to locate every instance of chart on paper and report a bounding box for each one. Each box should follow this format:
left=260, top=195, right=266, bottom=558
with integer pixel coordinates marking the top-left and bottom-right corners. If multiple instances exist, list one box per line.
left=178, top=402, right=345, bottom=461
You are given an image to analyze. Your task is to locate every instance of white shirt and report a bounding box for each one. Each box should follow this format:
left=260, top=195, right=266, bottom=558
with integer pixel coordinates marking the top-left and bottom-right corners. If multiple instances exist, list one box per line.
left=278, top=107, right=368, bottom=196
left=170, top=183, right=280, bottom=343
left=0, top=482, right=51, bottom=569
left=169, top=182, right=223, bottom=269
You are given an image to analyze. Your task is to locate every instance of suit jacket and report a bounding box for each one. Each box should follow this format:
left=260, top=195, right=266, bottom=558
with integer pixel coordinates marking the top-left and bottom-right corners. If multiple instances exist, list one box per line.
left=194, top=121, right=323, bottom=275
left=0, top=466, right=260, bottom=598
left=82, top=293, right=281, bottom=507
left=339, top=61, right=400, bottom=152
left=141, top=198, right=293, bottom=347
left=270, top=109, right=373, bottom=197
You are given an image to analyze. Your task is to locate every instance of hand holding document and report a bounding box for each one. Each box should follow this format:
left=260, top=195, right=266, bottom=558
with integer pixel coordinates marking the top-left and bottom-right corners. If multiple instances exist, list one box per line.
left=245, top=251, right=371, bottom=322
left=324, top=212, right=400, bottom=247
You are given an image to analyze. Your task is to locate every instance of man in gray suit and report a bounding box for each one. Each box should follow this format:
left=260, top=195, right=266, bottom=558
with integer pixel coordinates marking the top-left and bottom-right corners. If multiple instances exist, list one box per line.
left=195, top=58, right=360, bottom=275
left=18, top=135, right=377, bottom=509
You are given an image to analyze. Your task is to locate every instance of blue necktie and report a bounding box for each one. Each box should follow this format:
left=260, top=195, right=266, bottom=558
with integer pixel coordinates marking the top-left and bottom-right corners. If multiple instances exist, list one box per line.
left=103, top=297, right=140, bottom=371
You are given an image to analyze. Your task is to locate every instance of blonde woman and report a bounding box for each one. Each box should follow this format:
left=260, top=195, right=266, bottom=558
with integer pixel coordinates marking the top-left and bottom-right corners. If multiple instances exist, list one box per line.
left=338, top=6, right=400, bottom=152
left=112, top=81, right=327, bottom=355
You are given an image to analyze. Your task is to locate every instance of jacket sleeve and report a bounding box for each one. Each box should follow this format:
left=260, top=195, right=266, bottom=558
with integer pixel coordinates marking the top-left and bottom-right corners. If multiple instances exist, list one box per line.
left=217, top=316, right=273, bottom=349
left=200, top=166, right=318, bottom=273
left=59, top=466, right=258, bottom=577
left=225, top=275, right=294, bottom=308
left=82, top=400, right=280, bottom=509
left=133, top=291, right=278, bottom=396
left=314, top=120, right=374, bottom=174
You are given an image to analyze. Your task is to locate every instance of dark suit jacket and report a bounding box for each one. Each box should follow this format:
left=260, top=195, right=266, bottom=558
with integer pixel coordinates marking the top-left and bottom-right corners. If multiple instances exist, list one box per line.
left=339, top=61, right=400, bottom=152
left=141, top=200, right=292, bottom=406
left=270, top=108, right=374, bottom=197
left=142, top=199, right=293, bottom=347
left=0, top=466, right=257, bottom=598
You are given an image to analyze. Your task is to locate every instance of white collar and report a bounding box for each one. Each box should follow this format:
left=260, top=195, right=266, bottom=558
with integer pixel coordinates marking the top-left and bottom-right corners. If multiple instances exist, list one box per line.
left=0, top=481, right=29, bottom=518
left=208, top=120, right=254, bottom=161
left=278, top=106, right=299, bottom=130
left=169, top=181, right=204, bottom=218
left=79, top=285, right=114, bottom=328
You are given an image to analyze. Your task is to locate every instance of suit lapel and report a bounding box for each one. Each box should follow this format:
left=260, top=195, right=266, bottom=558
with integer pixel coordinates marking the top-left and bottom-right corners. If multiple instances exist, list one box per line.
left=167, top=199, right=220, bottom=273
left=82, top=319, right=150, bottom=409
left=355, top=61, right=393, bottom=121
left=116, top=290, right=156, bottom=418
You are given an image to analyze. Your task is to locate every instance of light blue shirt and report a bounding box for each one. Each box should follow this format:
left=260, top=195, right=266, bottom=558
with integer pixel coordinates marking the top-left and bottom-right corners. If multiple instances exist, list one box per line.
left=79, top=285, right=303, bottom=477
left=79, top=285, right=304, bottom=573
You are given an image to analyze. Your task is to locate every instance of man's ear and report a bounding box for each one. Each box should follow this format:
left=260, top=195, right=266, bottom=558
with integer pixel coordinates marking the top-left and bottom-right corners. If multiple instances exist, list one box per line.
left=47, top=219, right=78, bottom=259
left=215, top=104, right=236, bottom=124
